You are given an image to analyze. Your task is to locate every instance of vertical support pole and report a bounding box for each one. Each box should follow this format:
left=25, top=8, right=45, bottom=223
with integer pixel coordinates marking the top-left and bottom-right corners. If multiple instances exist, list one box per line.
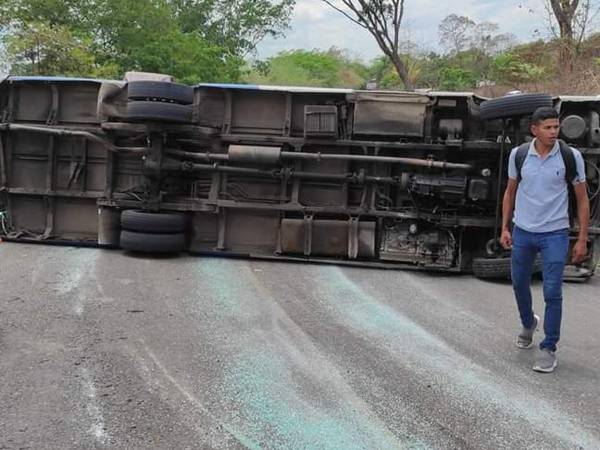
left=223, top=91, right=233, bottom=134
left=43, top=133, right=57, bottom=239
left=208, top=139, right=221, bottom=204
left=4, top=132, right=14, bottom=187
left=348, top=216, right=359, bottom=259
left=46, top=136, right=55, bottom=192
left=46, top=84, right=59, bottom=125
left=5, top=83, right=17, bottom=123
left=42, top=197, right=56, bottom=239
left=341, top=165, right=349, bottom=209
left=303, top=214, right=313, bottom=256
left=369, top=146, right=378, bottom=211
left=0, top=83, right=14, bottom=228
left=0, top=131, right=7, bottom=188
left=359, top=146, right=371, bottom=212
left=81, top=137, right=88, bottom=193
left=216, top=208, right=227, bottom=250
left=143, top=133, right=163, bottom=204
left=276, top=169, right=289, bottom=255
left=105, top=151, right=115, bottom=199
left=208, top=171, right=220, bottom=203
left=283, top=93, right=292, bottom=136
left=275, top=217, right=283, bottom=255
left=290, top=144, right=302, bottom=204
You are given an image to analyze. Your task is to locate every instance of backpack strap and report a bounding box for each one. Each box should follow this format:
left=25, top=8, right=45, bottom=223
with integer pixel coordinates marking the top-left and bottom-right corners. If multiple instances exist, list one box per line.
left=558, top=139, right=577, bottom=184
left=516, top=140, right=577, bottom=184
left=514, top=142, right=530, bottom=183
left=558, top=140, right=578, bottom=227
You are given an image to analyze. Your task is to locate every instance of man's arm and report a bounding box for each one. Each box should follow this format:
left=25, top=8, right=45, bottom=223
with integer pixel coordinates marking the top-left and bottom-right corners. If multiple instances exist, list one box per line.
left=572, top=182, right=590, bottom=263
left=500, top=178, right=518, bottom=249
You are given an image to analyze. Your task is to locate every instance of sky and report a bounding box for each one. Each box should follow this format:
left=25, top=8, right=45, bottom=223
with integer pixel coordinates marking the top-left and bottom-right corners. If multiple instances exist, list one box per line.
left=255, top=0, right=550, bottom=62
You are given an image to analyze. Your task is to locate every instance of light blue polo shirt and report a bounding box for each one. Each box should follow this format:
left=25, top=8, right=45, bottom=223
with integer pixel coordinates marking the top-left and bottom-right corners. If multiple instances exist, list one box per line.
left=508, top=139, right=586, bottom=232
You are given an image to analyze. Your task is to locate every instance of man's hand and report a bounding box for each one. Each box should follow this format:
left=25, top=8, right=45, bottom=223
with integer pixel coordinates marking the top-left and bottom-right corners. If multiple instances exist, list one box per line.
left=500, top=229, right=512, bottom=249
left=571, top=238, right=588, bottom=264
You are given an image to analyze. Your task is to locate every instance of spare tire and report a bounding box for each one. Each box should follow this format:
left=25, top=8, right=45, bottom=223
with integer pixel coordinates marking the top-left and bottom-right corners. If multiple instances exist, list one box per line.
left=127, top=81, right=194, bottom=105
left=480, top=94, right=553, bottom=121
left=120, top=230, right=186, bottom=253
left=127, top=101, right=193, bottom=123
left=121, top=210, right=187, bottom=233
left=472, top=256, right=543, bottom=280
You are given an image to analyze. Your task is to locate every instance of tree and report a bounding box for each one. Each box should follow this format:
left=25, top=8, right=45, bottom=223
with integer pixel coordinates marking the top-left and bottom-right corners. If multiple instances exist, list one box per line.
left=436, top=16, right=517, bottom=88
left=321, top=0, right=414, bottom=90
left=170, top=0, right=295, bottom=58
left=4, top=21, right=117, bottom=77
left=438, top=15, right=516, bottom=57
left=438, top=14, right=475, bottom=55
left=471, top=22, right=516, bottom=56
left=0, top=0, right=296, bottom=82
left=545, top=0, right=600, bottom=76
left=81, top=0, right=234, bottom=83
left=367, top=54, right=422, bottom=89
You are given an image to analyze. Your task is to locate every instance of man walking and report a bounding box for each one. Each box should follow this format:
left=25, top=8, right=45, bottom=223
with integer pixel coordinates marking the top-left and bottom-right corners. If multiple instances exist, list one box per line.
left=500, top=106, right=590, bottom=373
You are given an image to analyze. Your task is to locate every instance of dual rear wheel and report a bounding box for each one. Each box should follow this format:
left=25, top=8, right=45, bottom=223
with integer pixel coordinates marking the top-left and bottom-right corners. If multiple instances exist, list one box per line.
left=120, top=210, right=187, bottom=253
left=125, top=81, right=194, bottom=124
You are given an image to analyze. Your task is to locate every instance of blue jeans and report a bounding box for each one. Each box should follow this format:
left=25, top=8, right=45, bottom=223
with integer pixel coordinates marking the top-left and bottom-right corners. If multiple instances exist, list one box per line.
left=511, top=226, right=569, bottom=352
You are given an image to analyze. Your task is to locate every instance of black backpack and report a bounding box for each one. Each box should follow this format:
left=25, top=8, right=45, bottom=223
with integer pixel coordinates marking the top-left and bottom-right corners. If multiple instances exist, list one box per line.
left=514, top=139, right=578, bottom=224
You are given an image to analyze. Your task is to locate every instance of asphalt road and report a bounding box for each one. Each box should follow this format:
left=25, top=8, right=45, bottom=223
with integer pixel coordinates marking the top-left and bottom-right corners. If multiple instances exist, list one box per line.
left=0, top=242, right=599, bottom=450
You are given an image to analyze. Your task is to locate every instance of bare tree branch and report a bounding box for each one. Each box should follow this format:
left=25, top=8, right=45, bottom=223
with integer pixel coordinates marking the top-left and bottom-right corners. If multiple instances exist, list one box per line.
left=546, top=0, right=598, bottom=77
left=322, top=0, right=413, bottom=89
left=322, top=0, right=366, bottom=29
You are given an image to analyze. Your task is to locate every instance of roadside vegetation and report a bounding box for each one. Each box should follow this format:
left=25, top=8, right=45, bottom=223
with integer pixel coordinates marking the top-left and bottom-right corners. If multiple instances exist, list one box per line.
left=1, top=0, right=599, bottom=94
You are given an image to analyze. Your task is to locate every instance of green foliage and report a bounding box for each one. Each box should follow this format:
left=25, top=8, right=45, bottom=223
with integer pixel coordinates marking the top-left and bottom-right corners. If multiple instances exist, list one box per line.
left=83, top=0, right=235, bottom=83
left=2, top=4, right=597, bottom=92
left=5, top=21, right=117, bottom=77
left=492, top=53, right=547, bottom=85
left=438, top=67, right=479, bottom=90
left=367, top=55, right=423, bottom=90
left=0, top=0, right=295, bottom=82
left=244, top=48, right=368, bottom=88
left=170, top=0, right=295, bottom=57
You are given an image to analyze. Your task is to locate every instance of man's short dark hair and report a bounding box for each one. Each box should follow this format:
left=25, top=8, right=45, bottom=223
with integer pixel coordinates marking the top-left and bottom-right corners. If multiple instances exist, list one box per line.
left=531, top=106, right=558, bottom=125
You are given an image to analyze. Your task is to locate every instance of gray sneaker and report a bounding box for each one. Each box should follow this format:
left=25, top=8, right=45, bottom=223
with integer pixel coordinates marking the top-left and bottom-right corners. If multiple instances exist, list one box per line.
left=516, top=314, right=539, bottom=349
left=533, top=348, right=558, bottom=373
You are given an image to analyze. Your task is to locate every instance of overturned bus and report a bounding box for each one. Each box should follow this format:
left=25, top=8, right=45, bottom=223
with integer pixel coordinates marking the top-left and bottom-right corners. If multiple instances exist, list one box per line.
left=1, top=74, right=599, bottom=280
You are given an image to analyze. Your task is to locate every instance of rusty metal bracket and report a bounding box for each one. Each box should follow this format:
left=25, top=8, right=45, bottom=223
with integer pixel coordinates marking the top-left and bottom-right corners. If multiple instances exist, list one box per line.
left=46, top=136, right=56, bottom=191
left=42, top=197, right=56, bottom=239
left=208, top=170, right=221, bottom=205
left=67, top=162, right=83, bottom=190
left=0, top=131, right=6, bottom=188
left=216, top=208, right=227, bottom=250
left=275, top=213, right=284, bottom=255
left=222, top=91, right=233, bottom=134
left=348, top=216, right=360, bottom=259
left=46, top=84, right=59, bottom=125
left=279, top=163, right=291, bottom=203
left=3, top=83, right=16, bottom=123
left=303, top=214, right=314, bottom=256
left=142, top=133, right=164, bottom=180
left=283, top=93, right=292, bottom=136
left=0, top=208, right=11, bottom=235
left=65, top=137, right=88, bottom=191
left=104, top=151, right=115, bottom=199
